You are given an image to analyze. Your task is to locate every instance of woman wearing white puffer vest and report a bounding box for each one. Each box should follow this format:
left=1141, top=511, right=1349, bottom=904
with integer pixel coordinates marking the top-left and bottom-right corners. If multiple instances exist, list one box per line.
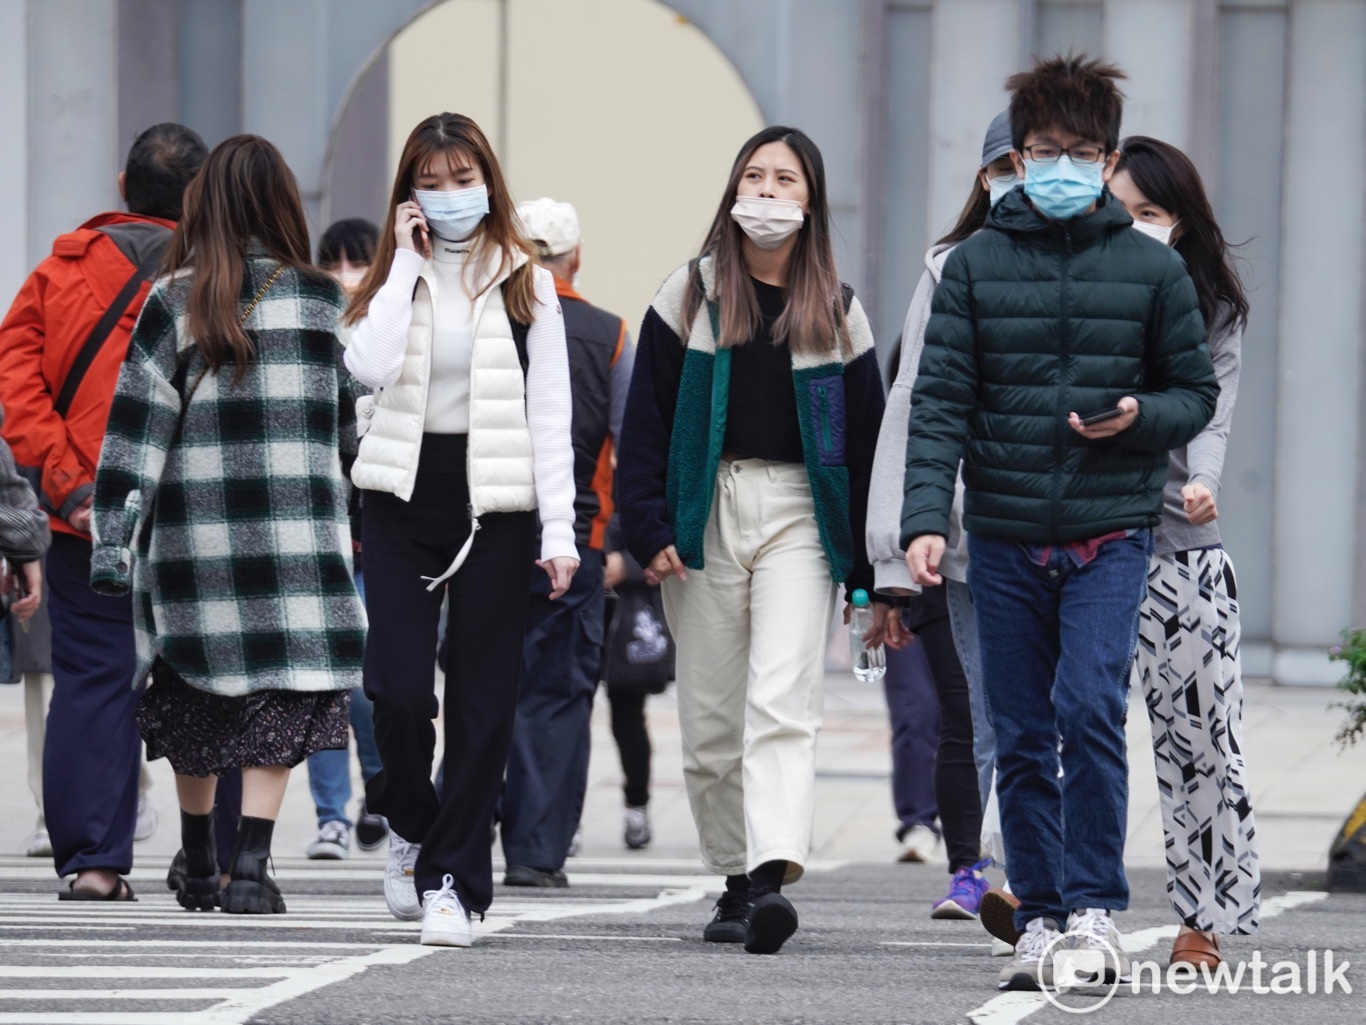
left=342, top=113, right=577, bottom=948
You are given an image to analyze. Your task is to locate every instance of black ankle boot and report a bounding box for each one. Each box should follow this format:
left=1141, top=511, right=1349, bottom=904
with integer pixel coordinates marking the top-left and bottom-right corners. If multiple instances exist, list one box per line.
left=168, top=810, right=219, bottom=912
left=221, top=816, right=286, bottom=914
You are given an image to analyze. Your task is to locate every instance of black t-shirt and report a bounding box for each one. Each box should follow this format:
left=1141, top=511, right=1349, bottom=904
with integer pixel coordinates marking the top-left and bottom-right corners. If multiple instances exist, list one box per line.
left=723, top=278, right=804, bottom=462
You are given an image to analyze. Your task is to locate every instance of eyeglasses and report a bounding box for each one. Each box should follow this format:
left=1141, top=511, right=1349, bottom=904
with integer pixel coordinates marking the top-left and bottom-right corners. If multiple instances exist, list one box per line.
left=1022, top=144, right=1107, bottom=165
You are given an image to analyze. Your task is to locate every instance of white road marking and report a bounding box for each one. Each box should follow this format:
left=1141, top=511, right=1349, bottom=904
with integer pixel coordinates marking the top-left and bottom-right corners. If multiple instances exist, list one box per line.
left=963, top=888, right=1328, bottom=1025
left=0, top=882, right=710, bottom=1025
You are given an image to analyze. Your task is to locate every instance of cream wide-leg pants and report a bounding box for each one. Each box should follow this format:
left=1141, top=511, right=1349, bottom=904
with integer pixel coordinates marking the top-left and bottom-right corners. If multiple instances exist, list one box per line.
left=661, top=459, right=838, bottom=881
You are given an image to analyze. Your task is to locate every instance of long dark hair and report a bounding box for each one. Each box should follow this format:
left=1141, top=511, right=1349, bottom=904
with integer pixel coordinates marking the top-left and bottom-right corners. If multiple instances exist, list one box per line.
left=682, top=126, right=847, bottom=356
left=1116, top=136, right=1249, bottom=331
left=162, top=135, right=324, bottom=381
left=938, top=182, right=990, bottom=247
left=345, top=113, right=537, bottom=326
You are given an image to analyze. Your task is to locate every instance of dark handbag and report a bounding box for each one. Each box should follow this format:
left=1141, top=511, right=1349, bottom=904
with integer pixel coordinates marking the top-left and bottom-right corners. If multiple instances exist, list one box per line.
left=602, top=583, right=674, bottom=695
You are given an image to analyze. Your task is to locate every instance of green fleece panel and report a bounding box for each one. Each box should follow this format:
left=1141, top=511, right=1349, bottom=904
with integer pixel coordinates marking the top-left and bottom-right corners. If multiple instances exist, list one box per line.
left=792, top=362, right=853, bottom=583
left=666, top=345, right=729, bottom=570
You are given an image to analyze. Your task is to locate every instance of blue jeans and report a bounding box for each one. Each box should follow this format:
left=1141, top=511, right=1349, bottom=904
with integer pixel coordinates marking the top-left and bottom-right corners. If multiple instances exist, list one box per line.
left=946, top=578, right=996, bottom=812
left=967, top=531, right=1151, bottom=929
left=306, top=570, right=381, bottom=826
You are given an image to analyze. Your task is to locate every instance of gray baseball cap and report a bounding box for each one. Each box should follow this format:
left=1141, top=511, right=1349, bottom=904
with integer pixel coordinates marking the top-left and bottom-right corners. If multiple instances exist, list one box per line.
left=981, top=111, right=1013, bottom=167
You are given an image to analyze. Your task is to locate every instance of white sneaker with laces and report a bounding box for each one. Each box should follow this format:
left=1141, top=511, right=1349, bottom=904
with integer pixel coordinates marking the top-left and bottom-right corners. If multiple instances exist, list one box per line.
left=421, top=873, right=472, bottom=947
left=1065, top=908, right=1131, bottom=983
left=999, top=916, right=1061, bottom=990
left=306, top=820, right=351, bottom=860
left=384, top=833, right=422, bottom=921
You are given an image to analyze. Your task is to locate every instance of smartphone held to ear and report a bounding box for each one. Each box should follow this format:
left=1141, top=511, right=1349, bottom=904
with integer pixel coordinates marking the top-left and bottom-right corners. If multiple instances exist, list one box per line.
left=1078, top=406, right=1125, bottom=427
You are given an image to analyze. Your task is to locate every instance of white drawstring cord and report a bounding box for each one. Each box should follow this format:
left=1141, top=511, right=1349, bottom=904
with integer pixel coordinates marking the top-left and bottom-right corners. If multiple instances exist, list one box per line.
left=420, top=517, right=481, bottom=592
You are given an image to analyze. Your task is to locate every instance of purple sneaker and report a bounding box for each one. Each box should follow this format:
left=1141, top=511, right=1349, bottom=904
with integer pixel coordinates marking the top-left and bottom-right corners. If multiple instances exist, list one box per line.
left=931, top=859, right=990, bottom=920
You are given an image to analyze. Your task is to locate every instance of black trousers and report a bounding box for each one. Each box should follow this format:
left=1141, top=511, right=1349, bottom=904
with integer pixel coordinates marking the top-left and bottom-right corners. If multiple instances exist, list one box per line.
left=362, top=435, right=536, bottom=913
left=905, top=584, right=984, bottom=872
left=605, top=684, right=651, bottom=808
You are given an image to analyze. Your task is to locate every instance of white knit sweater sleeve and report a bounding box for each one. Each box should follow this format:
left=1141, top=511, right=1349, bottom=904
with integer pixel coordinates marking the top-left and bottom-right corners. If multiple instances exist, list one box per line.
left=343, top=248, right=424, bottom=388
left=525, top=266, right=578, bottom=562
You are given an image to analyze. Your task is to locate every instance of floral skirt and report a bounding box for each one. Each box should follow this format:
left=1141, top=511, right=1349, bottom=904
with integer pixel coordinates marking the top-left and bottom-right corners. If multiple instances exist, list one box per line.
left=137, top=659, right=350, bottom=777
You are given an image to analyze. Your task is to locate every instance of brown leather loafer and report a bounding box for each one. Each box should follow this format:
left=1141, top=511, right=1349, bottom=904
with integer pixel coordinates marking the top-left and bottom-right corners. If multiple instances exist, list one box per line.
left=1169, top=930, right=1221, bottom=968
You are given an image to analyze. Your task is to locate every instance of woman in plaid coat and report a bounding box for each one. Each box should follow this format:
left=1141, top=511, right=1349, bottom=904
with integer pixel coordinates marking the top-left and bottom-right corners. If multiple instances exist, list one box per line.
left=92, top=136, right=366, bottom=914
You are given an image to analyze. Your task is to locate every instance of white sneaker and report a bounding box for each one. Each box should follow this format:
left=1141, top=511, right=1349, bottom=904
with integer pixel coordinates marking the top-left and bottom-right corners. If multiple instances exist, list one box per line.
left=897, top=824, right=944, bottom=863
left=384, top=833, right=422, bottom=921
left=999, top=916, right=1062, bottom=990
left=22, top=828, right=52, bottom=858
left=623, top=806, right=651, bottom=850
left=134, top=794, right=158, bottom=842
left=420, top=873, right=472, bottom=947
left=306, top=820, right=351, bottom=860
left=1064, top=908, right=1131, bottom=983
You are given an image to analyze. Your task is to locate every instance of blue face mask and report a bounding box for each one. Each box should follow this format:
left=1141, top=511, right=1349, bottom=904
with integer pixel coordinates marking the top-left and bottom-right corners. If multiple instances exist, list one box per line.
left=1023, top=156, right=1104, bottom=220
left=414, top=184, right=490, bottom=242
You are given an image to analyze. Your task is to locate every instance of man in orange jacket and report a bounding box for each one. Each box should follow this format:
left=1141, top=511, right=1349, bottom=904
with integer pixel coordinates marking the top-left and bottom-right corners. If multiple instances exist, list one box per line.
left=0, top=123, right=206, bottom=900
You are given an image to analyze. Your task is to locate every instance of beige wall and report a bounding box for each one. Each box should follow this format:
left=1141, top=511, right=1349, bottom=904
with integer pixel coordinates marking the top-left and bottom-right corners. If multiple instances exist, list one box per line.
left=389, top=0, right=764, bottom=330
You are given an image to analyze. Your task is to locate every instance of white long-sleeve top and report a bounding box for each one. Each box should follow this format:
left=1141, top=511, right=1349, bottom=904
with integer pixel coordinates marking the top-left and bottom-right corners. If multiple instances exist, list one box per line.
left=345, top=246, right=579, bottom=565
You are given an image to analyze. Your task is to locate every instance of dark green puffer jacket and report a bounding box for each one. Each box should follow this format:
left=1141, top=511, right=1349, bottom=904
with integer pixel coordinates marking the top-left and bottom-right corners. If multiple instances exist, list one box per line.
left=901, top=189, right=1218, bottom=547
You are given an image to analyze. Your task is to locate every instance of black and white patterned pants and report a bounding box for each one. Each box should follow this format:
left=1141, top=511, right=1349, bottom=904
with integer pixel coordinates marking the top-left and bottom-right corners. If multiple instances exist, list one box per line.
left=1134, top=548, right=1260, bottom=934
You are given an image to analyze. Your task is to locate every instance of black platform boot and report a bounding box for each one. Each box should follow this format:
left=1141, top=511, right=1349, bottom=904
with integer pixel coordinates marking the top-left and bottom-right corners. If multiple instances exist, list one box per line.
left=167, top=809, right=219, bottom=911
left=221, top=816, right=286, bottom=914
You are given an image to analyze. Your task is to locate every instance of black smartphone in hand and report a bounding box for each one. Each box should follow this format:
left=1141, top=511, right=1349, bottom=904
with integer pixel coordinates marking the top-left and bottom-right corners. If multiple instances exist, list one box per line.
left=1078, top=406, right=1125, bottom=427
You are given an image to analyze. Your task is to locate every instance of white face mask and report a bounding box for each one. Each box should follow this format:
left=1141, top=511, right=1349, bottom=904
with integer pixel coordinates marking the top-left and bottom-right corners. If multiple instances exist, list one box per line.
left=730, top=196, right=805, bottom=250
left=987, top=173, right=1019, bottom=207
left=1131, top=219, right=1178, bottom=246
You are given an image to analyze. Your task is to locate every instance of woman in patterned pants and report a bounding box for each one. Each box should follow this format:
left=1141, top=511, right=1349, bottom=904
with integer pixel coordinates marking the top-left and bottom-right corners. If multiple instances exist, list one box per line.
left=1110, top=136, right=1258, bottom=969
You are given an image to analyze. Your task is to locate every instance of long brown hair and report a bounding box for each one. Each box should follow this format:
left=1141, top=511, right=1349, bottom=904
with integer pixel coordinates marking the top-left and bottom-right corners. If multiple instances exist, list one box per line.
left=682, top=126, right=848, bottom=356
left=162, top=134, right=323, bottom=381
left=344, top=113, right=537, bottom=326
left=1115, top=135, right=1249, bottom=331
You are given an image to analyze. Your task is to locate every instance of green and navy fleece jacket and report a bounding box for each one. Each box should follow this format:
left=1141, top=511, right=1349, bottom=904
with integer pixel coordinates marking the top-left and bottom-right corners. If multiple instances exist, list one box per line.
left=617, top=256, right=885, bottom=592
left=901, top=189, right=1218, bottom=548
left=90, top=248, right=367, bottom=697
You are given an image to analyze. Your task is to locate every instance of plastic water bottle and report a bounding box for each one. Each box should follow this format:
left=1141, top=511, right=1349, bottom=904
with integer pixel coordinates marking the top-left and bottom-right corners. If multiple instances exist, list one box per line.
left=849, top=589, right=886, bottom=683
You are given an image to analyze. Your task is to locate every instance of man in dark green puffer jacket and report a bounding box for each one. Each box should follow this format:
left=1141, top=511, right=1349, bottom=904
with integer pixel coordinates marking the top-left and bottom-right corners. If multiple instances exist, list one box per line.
left=900, top=55, right=1218, bottom=992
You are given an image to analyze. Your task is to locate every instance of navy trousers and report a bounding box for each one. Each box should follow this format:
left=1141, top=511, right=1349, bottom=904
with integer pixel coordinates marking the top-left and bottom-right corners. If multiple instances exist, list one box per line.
left=500, top=548, right=605, bottom=870
left=43, top=533, right=140, bottom=878
left=882, top=611, right=941, bottom=840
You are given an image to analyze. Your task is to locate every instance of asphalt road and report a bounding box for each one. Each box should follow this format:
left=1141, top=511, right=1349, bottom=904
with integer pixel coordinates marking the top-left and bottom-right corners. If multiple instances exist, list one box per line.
left=0, top=856, right=1360, bottom=1025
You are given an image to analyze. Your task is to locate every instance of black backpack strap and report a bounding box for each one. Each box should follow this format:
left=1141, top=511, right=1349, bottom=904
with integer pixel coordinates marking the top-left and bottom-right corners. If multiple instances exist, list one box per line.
left=502, top=280, right=530, bottom=375
left=53, top=222, right=172, bottom=419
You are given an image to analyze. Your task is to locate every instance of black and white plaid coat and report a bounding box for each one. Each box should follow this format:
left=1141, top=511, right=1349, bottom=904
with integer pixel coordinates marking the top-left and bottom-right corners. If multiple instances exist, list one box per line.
left=91, top=248, right=366, bottom=697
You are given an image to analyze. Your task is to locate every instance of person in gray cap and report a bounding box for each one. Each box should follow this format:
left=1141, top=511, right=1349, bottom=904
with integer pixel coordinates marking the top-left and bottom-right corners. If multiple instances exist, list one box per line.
left=499, top=198, right=636, bottom=886
left=863, top=111, right=1019, bottom=924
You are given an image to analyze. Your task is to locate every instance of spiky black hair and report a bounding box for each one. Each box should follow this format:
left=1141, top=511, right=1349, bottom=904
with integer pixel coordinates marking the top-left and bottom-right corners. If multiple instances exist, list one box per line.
left=1006, top=53, right=1127, bottom=153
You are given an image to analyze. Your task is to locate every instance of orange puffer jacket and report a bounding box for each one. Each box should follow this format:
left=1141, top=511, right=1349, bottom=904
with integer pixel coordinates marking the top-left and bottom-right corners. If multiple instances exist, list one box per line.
left=0, top=212, right=175, bottom=538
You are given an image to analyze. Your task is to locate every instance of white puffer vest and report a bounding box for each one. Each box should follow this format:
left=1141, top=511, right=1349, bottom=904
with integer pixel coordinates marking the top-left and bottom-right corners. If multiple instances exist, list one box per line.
left=351, top=257, right=538, bottom=586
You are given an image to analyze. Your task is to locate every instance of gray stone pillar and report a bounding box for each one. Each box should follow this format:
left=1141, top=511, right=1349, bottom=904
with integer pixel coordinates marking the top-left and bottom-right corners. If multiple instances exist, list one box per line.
left=1272, top=0, right=1366, bottom=684
left=26, top=0, right=119, bottom=267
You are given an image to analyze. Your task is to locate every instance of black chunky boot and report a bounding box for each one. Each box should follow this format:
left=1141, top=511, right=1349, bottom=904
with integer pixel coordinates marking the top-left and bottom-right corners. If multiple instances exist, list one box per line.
left=168, top=810, right=219, bottom=911
left=221, top=816, right=286, bottom=914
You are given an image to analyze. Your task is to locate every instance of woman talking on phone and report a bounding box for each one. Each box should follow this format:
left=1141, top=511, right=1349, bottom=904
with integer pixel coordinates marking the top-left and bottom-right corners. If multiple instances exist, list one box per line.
left=343, top=112, right=577, bottom=947
left=617, top=126, right=888, bottom=955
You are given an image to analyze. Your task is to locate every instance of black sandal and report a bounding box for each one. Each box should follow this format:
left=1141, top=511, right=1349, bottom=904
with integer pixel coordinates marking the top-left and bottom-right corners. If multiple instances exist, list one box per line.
left=59, top=876, right=137, bottom=901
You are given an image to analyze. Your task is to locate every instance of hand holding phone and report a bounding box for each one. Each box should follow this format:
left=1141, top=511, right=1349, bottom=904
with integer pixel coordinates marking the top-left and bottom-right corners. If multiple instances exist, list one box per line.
left=1068, top=397, right=1138, bottom=438
left=395, top=193, right=430, bottom=258
left=1078, top=406, right=1126, bottom=427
